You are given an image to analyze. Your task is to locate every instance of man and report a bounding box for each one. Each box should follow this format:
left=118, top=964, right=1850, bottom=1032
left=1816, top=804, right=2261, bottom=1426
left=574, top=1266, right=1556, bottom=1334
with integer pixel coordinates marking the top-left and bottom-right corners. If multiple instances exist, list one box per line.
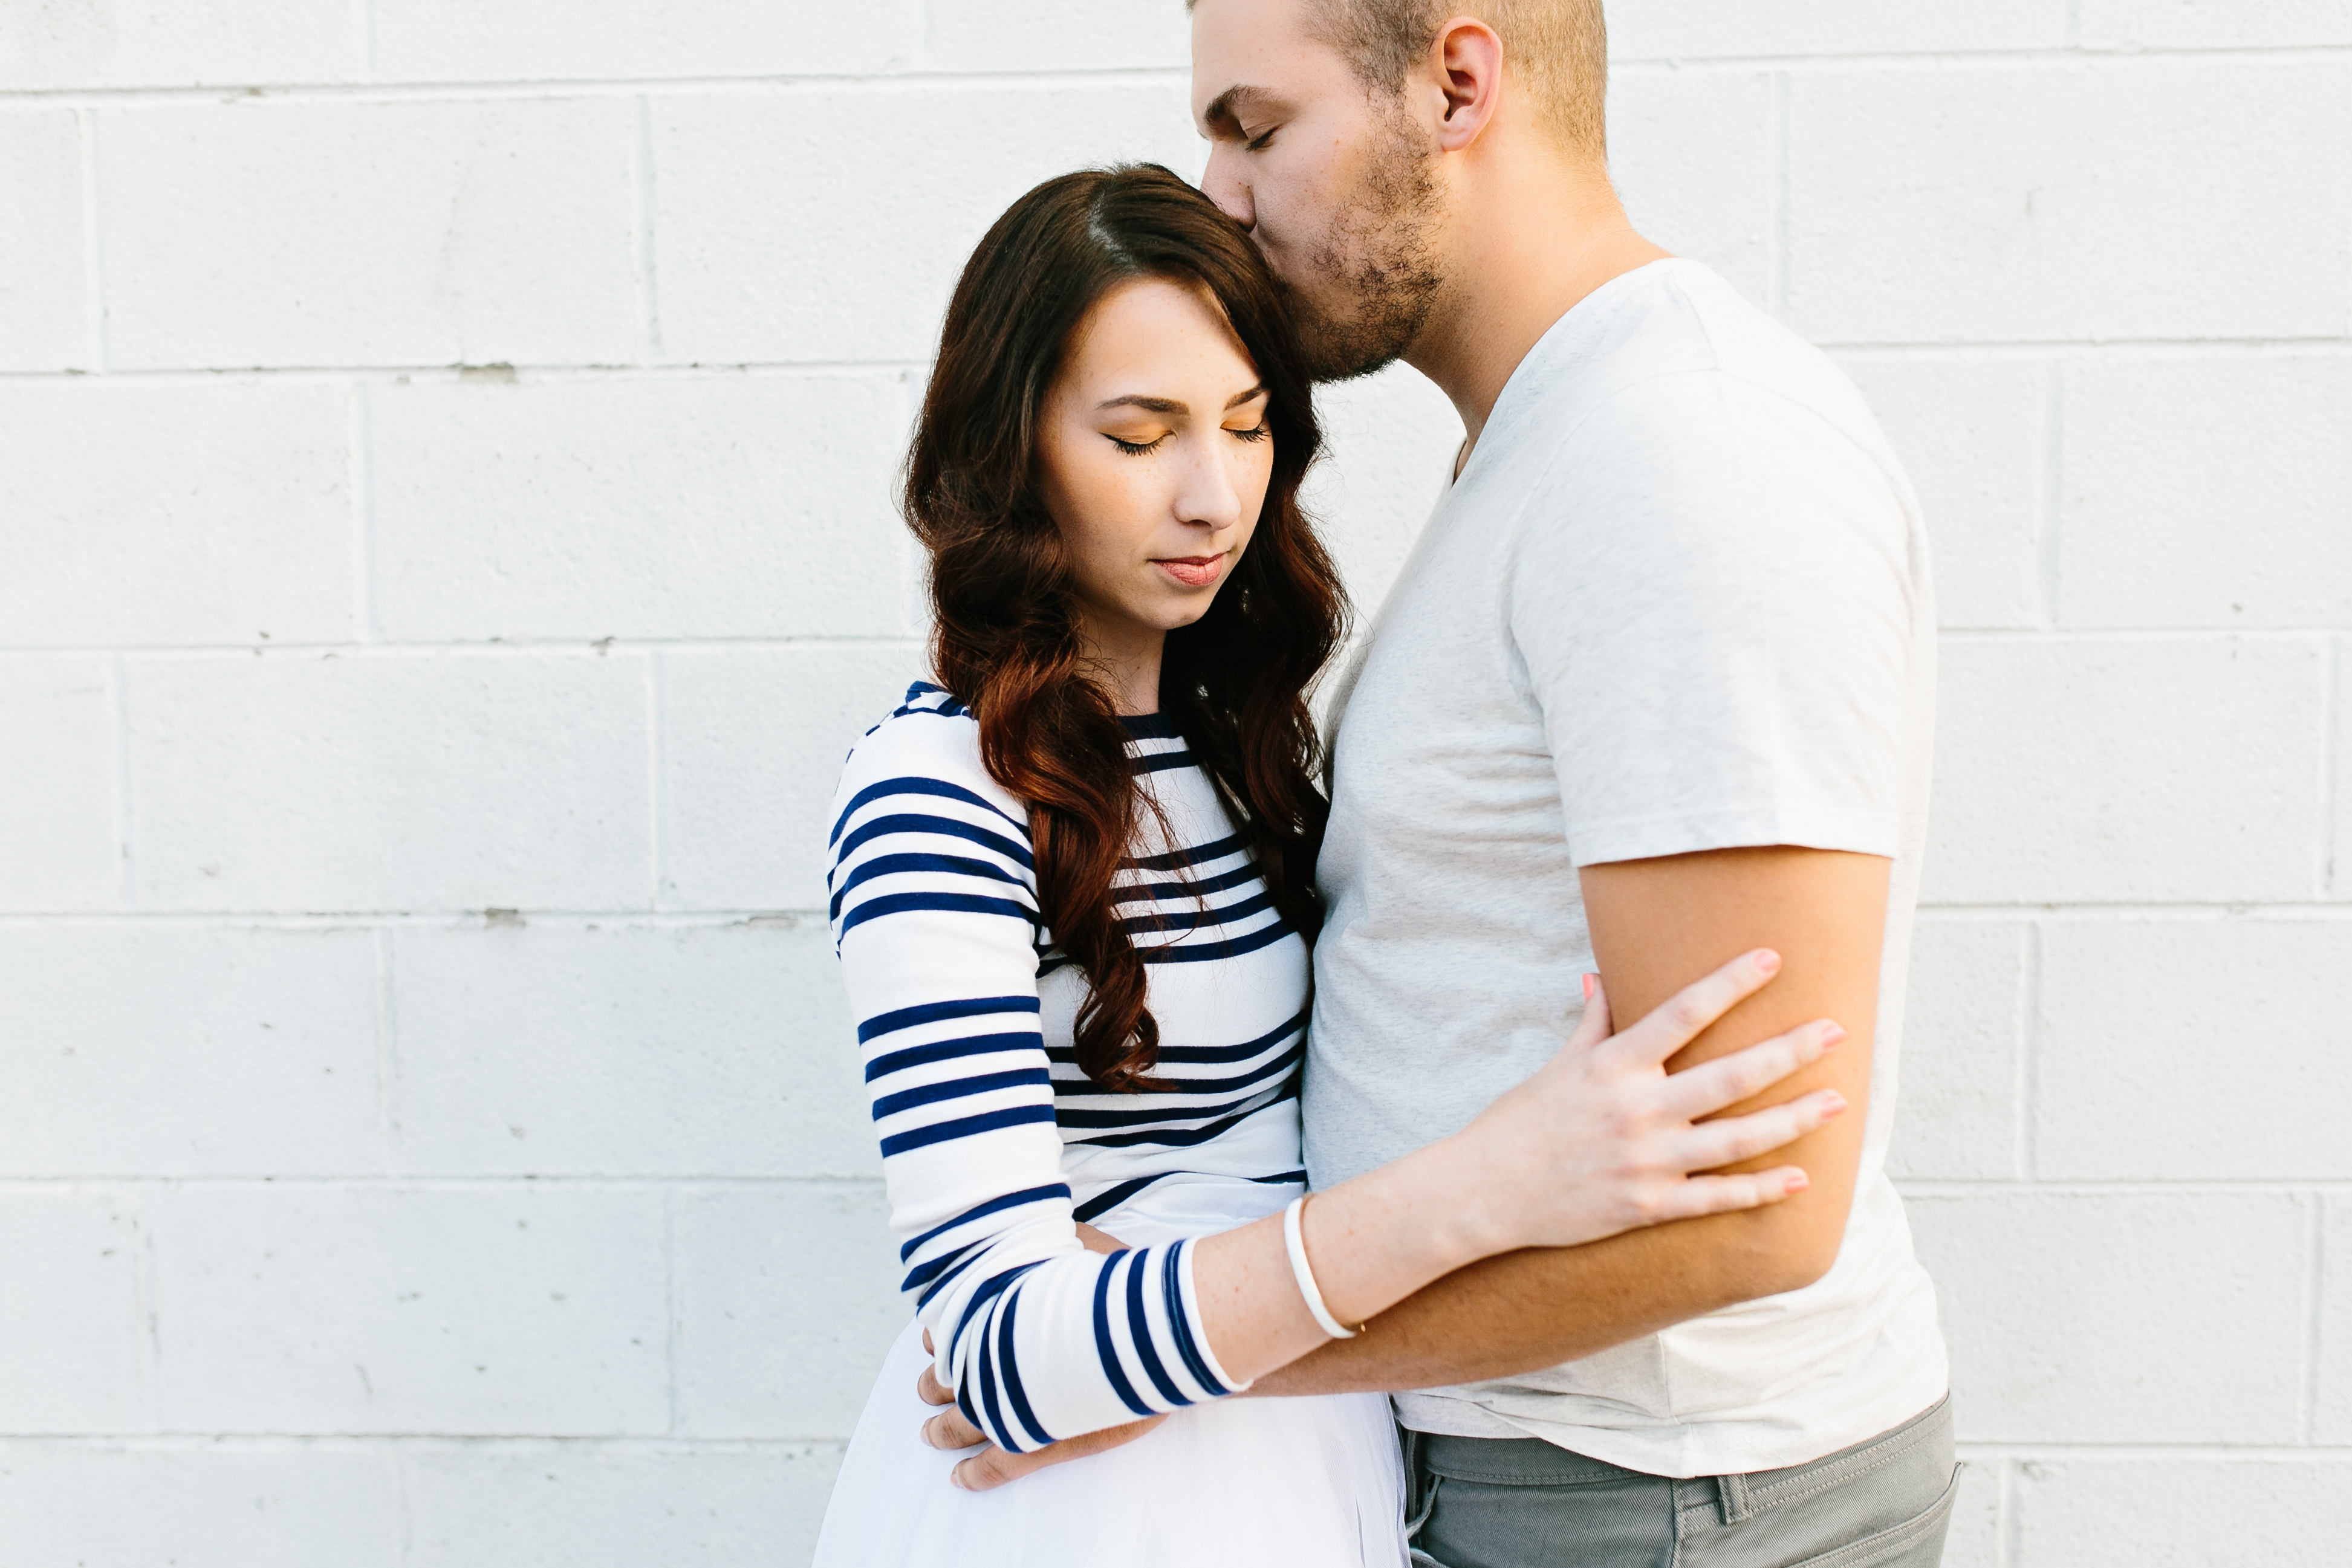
left=931, top=3, right=1954, bottom=1561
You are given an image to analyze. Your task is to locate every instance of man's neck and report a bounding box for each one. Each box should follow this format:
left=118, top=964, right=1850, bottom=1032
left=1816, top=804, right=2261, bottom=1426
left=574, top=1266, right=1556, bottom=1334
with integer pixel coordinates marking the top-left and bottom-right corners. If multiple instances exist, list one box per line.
left=1405, top=155, right=1670, bottom=468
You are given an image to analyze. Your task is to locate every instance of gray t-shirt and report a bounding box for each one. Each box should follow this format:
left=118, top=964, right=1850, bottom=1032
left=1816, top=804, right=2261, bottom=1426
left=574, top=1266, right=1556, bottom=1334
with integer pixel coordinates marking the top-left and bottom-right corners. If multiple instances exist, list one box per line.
left=1306, top=259, right=1948, bottom=1479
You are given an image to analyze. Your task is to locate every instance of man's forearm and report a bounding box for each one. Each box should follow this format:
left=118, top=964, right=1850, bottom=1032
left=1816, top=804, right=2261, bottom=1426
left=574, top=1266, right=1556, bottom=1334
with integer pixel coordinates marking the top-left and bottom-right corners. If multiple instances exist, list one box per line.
left=1249, top=1202, right=1778, bottom=1396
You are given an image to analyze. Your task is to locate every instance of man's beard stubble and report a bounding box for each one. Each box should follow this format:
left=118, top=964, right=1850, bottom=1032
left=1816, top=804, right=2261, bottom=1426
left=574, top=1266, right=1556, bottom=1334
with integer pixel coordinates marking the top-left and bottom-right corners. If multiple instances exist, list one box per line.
left=1282, top=110, right=1447, bottom=385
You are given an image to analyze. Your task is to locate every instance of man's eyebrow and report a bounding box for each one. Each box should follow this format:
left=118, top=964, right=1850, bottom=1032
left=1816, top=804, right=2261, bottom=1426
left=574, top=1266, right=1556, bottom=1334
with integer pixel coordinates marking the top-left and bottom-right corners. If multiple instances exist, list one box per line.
left=1200, top=84, right=1275, bottom=134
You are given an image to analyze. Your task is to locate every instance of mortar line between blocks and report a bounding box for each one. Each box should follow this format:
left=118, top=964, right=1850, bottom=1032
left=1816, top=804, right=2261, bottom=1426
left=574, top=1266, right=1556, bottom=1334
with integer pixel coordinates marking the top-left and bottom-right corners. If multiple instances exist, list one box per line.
left=634, top=94, right=664, bottom=364
left=1958, top=1442, right=2352, bottom=1460
left=1767, top=72, right=1790, bottom=318
left=0, top=360, right=934, bottom=385
left=2037, top=363, right=2064, bottom=629
left=75, top=106, right=107, bottom=372
left=0, top=1434, right=861, bottom=1453
left=10, top=48, right=2352, bottom=105
left=0, top=1175, right=895, bottom=1193
left=0, top=66, right=1195, bottom=107
left=1898, top=1180, right=2352, bottom=1197
left=20, top=629, right=2352, bottom=656
left=4, top=635, right=929, bottom=659
left=1, top=341, right=2341, bottom=387
left=2302, top=1194, right=2327, bottom=1445
left=25, top=901, right=2352, bottom=930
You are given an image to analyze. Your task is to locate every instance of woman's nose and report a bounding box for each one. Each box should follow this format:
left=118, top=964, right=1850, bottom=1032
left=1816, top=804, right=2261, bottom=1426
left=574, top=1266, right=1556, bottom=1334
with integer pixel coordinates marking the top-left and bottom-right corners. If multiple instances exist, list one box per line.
left=1175, top=437, right=1245, bottom=533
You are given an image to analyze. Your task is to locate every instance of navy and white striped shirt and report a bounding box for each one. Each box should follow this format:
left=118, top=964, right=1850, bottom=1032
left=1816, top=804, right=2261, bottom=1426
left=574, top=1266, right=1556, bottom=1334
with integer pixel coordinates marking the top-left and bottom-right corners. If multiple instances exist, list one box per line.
left=826, top=682, right=1309, bottom=1454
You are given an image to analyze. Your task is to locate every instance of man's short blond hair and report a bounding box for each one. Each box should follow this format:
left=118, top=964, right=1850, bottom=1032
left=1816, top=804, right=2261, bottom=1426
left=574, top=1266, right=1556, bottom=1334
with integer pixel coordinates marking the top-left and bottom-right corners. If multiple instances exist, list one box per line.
left=1312, top=0, right=1610, bottom=157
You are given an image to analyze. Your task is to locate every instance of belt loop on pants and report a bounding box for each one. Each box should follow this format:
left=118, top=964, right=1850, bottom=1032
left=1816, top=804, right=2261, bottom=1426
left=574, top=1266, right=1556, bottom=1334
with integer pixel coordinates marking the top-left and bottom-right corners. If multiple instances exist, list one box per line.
left=1716, top=1469, right=1754, bottom=1526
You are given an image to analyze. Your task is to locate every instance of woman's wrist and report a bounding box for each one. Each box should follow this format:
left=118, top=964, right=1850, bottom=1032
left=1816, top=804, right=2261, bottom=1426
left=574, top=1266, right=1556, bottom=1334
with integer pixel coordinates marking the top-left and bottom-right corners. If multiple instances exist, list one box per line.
left=1307, top=1138, right=1509, bottom=1325
left=1399, top=1133, right=1516, bottom=1265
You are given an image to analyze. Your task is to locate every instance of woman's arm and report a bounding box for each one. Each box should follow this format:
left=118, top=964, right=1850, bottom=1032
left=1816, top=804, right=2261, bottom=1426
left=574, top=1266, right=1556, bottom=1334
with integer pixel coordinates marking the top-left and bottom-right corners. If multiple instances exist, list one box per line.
left=920, top=949, right=1845, bottom=1488
left=833, top=718, right=1264, bottom=1457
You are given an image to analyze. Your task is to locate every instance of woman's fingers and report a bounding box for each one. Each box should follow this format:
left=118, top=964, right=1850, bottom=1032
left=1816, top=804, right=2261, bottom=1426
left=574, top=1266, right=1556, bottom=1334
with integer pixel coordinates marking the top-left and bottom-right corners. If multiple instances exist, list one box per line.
left=949, top=1416, right=1167, bottom=1492
left=1564, top=973, right=1613, bottom=1051
left=1669, top=1089, right=1848, bottom=1173
left=923, top=1407, right=987, bottom=1450
left=1657, top=1019, right=1844, bottom=1123
left=915, top=1361, right=955, bottom=1409
left=1603, top=948, right=1782, bottom=1069
left=1648, top=1166, right=1812, bottom=1222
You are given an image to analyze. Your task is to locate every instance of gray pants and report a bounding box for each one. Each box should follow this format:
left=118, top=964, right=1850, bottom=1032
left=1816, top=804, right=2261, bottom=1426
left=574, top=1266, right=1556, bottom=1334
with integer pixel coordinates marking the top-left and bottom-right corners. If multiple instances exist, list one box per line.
left=1402, top=1396, right=1957, bottom=1568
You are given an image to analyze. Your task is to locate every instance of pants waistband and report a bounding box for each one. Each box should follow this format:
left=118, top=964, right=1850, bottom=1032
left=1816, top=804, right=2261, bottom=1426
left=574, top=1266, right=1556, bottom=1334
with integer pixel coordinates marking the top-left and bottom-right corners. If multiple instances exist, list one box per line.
left=1411, top=1392, right=1954, bottom=1503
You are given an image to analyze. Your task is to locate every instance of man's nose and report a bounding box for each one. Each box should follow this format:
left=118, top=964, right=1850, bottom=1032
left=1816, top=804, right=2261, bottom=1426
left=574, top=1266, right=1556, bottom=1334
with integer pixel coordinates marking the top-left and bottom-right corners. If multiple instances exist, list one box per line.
left=1198, top=146, right=1255, bottom=230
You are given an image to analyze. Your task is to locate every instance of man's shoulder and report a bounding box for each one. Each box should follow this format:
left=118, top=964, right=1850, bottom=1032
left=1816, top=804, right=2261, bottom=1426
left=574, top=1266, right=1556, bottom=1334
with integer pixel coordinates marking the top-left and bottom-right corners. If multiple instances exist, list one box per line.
left=1511, top=261, right=1896, bottom=481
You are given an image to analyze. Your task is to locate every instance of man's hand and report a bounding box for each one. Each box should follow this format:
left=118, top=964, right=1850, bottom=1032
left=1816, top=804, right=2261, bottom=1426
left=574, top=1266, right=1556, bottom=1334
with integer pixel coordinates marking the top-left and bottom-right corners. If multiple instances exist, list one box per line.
left=914, top=1223, right=1163, bottom=1491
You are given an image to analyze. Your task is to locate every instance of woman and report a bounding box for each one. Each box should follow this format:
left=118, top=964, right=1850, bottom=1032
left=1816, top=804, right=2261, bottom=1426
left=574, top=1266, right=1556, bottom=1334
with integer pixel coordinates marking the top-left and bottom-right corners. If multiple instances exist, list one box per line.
left=813, top=164, right=1848, bottom=1567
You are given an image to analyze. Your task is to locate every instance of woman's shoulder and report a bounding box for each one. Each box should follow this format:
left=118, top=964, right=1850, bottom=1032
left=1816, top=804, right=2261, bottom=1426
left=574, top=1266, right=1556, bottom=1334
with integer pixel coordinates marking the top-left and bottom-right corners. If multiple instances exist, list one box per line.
left=829, top=681, right=1028, bottom=845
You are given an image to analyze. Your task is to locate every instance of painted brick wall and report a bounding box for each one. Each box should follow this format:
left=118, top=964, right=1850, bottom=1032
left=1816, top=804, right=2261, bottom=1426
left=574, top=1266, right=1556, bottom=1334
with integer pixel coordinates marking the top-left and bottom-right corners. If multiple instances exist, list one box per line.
left=2, top=4, right=2347, bottom=1564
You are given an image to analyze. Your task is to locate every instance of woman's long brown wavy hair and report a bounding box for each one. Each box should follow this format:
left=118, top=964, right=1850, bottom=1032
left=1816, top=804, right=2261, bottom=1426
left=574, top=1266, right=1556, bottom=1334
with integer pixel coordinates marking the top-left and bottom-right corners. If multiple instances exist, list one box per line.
left=905, top=164, right=1348, bottom=1092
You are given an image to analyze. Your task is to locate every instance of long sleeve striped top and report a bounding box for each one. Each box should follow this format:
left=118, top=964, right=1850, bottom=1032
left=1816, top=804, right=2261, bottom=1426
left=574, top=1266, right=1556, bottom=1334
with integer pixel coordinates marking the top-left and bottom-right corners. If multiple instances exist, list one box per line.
left=825, top=682, right=1310, bottom=1454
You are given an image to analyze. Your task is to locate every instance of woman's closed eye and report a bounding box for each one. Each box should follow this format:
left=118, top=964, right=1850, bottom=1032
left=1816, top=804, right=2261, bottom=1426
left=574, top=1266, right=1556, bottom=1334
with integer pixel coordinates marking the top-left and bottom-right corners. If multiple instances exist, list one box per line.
left=1106, top=431, right=1170, bottom=456
left=1227, top=423, right=1270, bottom=444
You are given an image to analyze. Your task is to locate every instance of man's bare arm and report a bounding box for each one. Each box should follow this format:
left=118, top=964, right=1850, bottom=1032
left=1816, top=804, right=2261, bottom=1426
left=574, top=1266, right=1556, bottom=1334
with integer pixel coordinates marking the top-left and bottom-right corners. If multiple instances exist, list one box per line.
left=1253, top=844, right=1889, bottom=1396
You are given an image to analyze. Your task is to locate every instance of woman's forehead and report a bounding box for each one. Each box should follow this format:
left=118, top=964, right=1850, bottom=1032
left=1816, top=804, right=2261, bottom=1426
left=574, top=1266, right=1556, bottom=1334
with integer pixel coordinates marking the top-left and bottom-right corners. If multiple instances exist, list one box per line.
left=1060, top=277, right=1262, bottom=400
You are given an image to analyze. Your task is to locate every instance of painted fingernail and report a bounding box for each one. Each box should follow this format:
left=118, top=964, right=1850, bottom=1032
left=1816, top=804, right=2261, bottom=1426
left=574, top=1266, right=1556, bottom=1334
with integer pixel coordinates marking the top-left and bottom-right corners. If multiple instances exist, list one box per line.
left=1786, top=1170, right=1810, bottom=1194
left=1821, top=1022, right=1848, bottom=1047
left=1582, top=973, right=1597, bottom=1002
left=1755, top=949, right=1781, bottom=976
left=1821, top=1092, right=1848, bottom=1116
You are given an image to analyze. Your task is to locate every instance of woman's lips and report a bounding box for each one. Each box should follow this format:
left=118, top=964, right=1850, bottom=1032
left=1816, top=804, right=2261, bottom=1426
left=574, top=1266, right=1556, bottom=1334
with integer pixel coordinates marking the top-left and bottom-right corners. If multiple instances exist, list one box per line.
left=1155, top=554, right=1227, bottom=588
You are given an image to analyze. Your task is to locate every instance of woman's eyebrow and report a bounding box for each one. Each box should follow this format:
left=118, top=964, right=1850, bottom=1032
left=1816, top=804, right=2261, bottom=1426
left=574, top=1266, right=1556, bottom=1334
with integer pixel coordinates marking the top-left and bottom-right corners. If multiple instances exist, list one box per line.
left=1095, top=385, right=1267, bottom=416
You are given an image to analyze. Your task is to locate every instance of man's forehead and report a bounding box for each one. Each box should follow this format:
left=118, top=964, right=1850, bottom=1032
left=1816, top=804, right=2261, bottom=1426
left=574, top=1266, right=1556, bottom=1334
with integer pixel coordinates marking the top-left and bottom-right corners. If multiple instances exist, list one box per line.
left=1189, top=0, right=1338, bottom=121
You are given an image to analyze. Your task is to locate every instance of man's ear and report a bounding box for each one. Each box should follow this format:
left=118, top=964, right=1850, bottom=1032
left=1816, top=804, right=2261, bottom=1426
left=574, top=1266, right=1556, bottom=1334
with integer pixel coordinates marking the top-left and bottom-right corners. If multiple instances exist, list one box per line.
left=1431, top=17, right=1504, bottom=152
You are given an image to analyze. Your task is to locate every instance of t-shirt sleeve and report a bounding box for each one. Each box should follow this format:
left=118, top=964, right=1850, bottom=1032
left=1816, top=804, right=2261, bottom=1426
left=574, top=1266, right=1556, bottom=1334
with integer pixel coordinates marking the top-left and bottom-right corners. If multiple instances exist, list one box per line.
left=825, top=711, right=1244, bottom=1454
left=1509, top=372, right=1918, bottom=867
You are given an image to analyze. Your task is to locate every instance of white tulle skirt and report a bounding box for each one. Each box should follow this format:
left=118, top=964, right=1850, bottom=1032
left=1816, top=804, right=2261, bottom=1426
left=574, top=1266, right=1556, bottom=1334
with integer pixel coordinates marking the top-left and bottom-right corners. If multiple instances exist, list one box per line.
left=811, top=1181, right=1410, bottom=1568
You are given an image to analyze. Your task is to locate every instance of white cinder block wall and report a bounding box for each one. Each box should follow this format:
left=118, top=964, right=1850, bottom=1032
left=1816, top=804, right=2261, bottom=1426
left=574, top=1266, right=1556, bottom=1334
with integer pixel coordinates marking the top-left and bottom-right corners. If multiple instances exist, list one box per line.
left=2, top=3, right=2347, bottom=1564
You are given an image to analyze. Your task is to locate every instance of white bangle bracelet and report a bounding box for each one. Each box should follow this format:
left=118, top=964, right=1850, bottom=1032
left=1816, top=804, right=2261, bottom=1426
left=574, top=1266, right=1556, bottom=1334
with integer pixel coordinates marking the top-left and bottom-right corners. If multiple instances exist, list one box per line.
left=1282, top=1193, right=1360, bottom=1340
